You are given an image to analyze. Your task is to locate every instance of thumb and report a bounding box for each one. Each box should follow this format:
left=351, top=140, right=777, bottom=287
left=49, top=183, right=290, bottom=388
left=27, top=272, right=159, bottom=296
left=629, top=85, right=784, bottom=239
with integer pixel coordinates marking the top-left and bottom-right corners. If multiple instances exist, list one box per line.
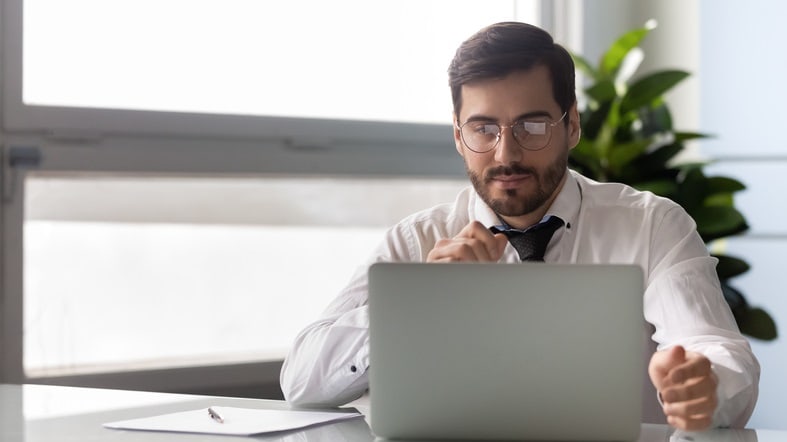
left=492, top=233, right=509, bottom=259
left=649, top=345, right=686, bottom=389
left=664, top=345, right=686, bottom=367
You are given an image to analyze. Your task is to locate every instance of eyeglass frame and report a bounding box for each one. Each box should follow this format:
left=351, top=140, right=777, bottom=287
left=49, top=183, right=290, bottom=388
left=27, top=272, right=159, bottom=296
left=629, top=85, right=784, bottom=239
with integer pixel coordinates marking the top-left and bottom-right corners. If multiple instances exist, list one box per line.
left=454, top=111, right=568, bottom=153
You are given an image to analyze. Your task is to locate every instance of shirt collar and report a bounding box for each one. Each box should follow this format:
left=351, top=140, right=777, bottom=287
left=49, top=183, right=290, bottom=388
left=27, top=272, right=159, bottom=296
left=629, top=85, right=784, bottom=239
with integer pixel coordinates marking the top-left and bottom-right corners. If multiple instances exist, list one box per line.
left=548, top=169, right=581, bottom=230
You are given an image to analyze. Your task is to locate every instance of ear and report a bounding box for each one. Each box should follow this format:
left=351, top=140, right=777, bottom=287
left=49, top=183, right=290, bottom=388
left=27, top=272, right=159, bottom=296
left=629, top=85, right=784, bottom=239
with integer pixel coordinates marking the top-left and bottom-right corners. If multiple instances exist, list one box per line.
left=567, top=102, right=581, bottom=150
left=453, top=114, right=466, bottom=157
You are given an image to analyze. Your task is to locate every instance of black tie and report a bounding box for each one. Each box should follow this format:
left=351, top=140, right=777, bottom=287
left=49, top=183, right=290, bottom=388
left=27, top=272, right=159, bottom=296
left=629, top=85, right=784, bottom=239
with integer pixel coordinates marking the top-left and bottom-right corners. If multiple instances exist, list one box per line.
left=490, top=216, right=564, bottom=262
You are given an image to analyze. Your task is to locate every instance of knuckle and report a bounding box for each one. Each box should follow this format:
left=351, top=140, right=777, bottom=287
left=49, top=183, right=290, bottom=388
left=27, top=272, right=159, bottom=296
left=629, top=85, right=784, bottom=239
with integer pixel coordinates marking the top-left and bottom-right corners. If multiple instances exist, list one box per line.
left=434, top=238, right=451, bottom=249
left=459, top=242, right=479, bottom=256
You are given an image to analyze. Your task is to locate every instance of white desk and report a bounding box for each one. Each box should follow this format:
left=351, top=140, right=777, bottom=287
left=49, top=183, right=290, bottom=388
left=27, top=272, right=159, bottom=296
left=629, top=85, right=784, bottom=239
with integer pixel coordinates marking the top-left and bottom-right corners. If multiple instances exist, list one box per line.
left=1, top=384, right=783, bottom=441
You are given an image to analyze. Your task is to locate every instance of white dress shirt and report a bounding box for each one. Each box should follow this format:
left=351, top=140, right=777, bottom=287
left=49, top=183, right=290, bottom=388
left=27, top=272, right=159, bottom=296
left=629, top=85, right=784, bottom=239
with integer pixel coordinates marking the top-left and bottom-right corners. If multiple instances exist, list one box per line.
left=280, top=170, right=759, bottom=428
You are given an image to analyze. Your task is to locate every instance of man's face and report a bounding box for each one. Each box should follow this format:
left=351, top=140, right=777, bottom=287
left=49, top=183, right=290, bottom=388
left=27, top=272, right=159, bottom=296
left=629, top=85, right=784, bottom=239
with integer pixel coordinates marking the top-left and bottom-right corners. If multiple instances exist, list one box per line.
left=453, top=66, right=580, bottom=222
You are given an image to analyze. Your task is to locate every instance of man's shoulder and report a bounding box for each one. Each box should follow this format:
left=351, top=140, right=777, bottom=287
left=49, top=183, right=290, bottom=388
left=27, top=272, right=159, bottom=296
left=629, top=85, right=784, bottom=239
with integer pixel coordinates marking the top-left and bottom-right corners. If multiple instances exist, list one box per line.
left=572, top=171, right=681, bottom=213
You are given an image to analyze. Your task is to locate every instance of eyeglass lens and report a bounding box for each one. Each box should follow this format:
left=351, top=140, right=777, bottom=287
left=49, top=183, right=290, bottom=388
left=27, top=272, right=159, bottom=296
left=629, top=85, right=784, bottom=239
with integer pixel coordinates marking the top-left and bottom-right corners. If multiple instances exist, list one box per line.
left=460, top=120, right=552, bottom=153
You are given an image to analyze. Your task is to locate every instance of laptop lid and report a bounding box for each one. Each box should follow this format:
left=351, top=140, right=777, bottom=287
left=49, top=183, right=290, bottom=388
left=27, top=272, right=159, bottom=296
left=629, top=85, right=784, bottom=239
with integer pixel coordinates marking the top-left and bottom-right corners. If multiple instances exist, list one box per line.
left=368, top=262, right=644, bottom=441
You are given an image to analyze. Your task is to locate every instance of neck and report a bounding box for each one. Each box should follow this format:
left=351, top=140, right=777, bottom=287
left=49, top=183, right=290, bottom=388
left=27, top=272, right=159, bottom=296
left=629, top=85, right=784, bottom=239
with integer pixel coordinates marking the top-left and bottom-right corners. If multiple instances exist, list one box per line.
left=499, top=210, right=549, bottom=231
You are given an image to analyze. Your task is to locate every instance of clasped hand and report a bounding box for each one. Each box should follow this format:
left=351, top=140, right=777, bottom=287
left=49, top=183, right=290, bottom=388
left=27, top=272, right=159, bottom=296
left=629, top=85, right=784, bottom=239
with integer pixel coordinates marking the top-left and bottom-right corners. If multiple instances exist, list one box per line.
left=649, top=345, right=718, bottom=431
left=426, top=221, right=509, bottom=262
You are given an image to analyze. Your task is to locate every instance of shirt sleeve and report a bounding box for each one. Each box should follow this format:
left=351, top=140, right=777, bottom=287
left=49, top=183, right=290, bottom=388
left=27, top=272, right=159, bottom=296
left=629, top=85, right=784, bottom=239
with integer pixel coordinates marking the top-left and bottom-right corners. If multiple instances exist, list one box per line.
left=279, top=266, right=372, bottom=407
left=643, top=206, right=760, bottom=428
left=279, top=219, right=427, bottom=407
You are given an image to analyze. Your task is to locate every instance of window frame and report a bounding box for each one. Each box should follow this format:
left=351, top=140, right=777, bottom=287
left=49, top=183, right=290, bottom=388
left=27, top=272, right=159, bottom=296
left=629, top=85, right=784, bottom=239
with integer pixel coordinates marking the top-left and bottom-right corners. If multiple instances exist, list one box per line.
left=0, top=0, right=568, bottom=393
left=5, top=0, right=484, bottom=148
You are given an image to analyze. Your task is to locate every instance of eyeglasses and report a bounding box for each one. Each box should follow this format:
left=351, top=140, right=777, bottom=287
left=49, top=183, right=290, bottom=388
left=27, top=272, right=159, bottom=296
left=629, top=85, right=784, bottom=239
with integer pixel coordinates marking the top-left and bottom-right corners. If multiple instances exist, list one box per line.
left=455, top=111, right=567, bottom=153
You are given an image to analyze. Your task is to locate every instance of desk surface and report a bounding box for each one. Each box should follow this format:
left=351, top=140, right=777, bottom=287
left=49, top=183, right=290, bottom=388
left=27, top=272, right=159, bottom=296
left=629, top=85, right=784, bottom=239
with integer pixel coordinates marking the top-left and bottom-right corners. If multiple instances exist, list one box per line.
left=1, top=383, right=782, bottom=441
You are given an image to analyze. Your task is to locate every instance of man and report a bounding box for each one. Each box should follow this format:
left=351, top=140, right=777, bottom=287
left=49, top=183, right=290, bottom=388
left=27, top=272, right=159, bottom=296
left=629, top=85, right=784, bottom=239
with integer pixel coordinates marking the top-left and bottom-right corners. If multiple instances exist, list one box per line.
left=280, top=22, right=759, bottom=431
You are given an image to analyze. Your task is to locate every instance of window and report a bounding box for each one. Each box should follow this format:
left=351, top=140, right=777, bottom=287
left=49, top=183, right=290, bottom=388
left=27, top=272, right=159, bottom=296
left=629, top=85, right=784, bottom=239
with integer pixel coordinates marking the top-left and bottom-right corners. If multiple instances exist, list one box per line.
left=23, top=173, right=465, bottom=375
left=24, top=0, right=539, bottom=125
left=10, top=0, right=541, bottom=140
left=2, top=0, right=548, bottom=387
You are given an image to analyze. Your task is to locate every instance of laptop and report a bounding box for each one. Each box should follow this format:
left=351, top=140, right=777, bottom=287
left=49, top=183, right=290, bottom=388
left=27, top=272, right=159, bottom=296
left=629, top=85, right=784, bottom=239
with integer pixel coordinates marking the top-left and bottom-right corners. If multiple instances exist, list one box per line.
left=368, top=262, right=644, bottom=441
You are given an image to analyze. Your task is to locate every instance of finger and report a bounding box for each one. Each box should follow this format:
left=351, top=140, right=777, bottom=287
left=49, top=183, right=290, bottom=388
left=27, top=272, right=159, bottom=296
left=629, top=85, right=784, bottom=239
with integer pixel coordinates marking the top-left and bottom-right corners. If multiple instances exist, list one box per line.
left=454, top=238, right=496, bottom=261
left=492, top=232, right=509, bottom=256
left=427, top=237, right=495, bottom=262
left=456, top=220, right=492, bottom=238
left=426, top=241, right=479, bottom=262
left=648, top=346, right=686, bottom=390
left=663, top=394, right=717, bottom=419
left=427, top=256, right=459, bottom=263
left=650, top=346, right=686, bottom=374
left=667, top=414, right=713, bottom=432
left=460, top=221, right=507, bottom=258
left=662, top=375, right=717, bottom=404
left=669, top=353, right=712, bottom=384
left=449, top=222, right=507, bottom=260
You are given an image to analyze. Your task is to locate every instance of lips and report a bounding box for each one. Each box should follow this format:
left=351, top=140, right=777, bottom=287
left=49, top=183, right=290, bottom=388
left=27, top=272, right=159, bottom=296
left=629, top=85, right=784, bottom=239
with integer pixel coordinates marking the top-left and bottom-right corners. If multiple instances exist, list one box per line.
left=491, top=173, right=533, bottom=189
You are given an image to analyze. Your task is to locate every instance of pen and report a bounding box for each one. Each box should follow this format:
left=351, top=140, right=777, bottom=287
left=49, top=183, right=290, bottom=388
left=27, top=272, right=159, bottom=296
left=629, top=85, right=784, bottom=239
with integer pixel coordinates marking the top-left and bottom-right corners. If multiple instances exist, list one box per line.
left=207, top=407, right=224, bottom=424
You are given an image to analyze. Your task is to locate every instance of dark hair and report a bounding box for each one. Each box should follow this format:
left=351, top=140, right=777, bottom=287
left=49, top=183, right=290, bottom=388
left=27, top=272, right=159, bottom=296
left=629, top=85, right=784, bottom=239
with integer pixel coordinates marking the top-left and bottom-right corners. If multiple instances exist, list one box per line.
left=448, top=22, right=576, bottom=121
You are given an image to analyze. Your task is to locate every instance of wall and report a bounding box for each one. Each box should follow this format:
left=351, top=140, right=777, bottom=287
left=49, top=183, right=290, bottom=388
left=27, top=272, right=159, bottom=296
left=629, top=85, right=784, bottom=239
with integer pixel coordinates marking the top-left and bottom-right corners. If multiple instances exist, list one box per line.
left=579, top=0, right=700, bottom=139
left=580, top=0, right=785, bottom=430
left=699, top=0, right=787, bottom=430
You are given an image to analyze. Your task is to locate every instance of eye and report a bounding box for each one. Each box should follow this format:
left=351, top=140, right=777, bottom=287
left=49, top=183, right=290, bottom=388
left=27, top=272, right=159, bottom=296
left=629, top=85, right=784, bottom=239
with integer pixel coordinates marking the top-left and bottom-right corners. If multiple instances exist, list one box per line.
left=468, top=122, right=499, bottom=136
left=522, top=121, right=547, bottom=135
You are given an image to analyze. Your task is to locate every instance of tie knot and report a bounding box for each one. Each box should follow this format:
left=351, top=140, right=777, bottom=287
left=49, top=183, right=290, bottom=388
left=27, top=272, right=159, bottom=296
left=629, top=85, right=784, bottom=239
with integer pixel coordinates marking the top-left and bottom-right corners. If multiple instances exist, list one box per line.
left=491, top=216, right=564, bottom=262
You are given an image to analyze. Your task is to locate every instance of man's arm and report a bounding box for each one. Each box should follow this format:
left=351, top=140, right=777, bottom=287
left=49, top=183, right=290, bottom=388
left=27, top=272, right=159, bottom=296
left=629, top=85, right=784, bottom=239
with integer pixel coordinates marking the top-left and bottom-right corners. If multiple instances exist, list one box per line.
left=645, top=206, right=760, bottom=430
left=280, top=217, right=505, bottom=407
left=280, top=306, right=370, bottom=407
left=280, top=217, right=432, bottom=407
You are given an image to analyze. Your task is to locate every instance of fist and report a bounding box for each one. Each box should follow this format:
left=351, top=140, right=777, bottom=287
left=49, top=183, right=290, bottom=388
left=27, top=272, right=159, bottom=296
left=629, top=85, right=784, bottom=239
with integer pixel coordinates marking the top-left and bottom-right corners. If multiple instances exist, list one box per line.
left=648, top=346, right=718, bottom=431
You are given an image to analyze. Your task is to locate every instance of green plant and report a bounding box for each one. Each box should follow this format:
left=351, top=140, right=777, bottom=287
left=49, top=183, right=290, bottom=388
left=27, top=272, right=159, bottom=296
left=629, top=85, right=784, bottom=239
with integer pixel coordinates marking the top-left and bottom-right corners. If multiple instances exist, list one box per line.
left=569, top=21, right=776, bottom=340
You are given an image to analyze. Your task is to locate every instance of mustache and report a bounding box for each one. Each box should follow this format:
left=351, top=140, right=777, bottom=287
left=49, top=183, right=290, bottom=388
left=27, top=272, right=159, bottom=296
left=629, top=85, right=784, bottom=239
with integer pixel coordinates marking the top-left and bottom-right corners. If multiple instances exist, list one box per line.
left=485, top=164, right=537, bottom=181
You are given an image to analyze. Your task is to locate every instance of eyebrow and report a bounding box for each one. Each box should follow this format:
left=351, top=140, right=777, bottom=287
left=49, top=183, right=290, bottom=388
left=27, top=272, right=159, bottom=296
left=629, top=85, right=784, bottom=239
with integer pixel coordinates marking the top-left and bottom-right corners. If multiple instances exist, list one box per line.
left=462, top=110, right=555, bottom=124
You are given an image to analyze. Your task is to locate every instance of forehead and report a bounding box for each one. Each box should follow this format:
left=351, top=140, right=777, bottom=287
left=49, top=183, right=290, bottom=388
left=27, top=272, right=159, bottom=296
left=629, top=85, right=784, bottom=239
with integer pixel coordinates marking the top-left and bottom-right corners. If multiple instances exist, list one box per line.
left=458, top=65, right=559, bottom=120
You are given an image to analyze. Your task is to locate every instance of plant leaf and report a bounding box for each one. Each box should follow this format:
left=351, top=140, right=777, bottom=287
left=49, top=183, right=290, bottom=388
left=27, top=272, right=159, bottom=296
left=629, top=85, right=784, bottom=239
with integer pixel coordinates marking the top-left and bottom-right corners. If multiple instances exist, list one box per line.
left=572, top=53, right=599, bottom=80
left=569, top=139, right=605, bottom=179
left=714, top=254, right=751, bottom=279
left=738, top=307, right=778, bottom=340
left=585, top=80, right=617, bottom=103
left=609, top=139, right=651, bottom=174
left=638, top=103, right=673, bottom=134
left=581, top=101, right=613, bottom=141
left=592, top=100, right=622, bottom=160
left=600, top=26, right=651, bottom=77
left=620, top=70, right=690, bottom=113
left=707, top=176, right=746, bottom=193
left=632, top=179, right=679, bottom=197
left=678, top=167, right=708, bottom=211
left=705, top=193, right=734, bottom=207
left=674, top=131, right=712, bottom=142
left=640, top=144, right=683, bottom=169
left=690, top=206, right=747, bottom=240
left=721, top=281, right=747, bottom=312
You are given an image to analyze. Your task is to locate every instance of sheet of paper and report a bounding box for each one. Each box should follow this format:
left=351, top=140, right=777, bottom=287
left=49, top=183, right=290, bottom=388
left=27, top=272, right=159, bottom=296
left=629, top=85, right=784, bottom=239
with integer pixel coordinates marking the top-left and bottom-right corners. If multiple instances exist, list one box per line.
left=103, top=406, right=364, bottom=436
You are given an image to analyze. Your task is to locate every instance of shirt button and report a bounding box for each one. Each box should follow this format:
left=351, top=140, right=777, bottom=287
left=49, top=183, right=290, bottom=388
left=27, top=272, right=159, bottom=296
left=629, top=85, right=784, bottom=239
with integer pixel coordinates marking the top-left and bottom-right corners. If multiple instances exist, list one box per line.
left=350, top=365, right=357, bottom=373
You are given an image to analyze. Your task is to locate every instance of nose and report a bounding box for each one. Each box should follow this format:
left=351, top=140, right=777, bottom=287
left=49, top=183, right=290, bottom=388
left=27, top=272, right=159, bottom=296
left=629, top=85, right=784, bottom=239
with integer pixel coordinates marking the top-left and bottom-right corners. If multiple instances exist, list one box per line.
left=494, top=125, right=523, bottom=164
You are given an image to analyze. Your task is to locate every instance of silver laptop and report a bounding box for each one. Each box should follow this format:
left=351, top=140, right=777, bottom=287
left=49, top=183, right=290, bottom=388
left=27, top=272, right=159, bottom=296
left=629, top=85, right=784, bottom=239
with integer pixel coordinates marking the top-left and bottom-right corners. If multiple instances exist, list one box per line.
left=368, top=262, right=644, bottom=441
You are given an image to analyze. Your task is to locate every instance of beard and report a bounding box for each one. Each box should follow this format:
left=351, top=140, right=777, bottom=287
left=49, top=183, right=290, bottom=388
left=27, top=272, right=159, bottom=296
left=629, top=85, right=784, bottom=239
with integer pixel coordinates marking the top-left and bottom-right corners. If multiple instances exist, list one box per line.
left=467, top=148, right=569, bottom=217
